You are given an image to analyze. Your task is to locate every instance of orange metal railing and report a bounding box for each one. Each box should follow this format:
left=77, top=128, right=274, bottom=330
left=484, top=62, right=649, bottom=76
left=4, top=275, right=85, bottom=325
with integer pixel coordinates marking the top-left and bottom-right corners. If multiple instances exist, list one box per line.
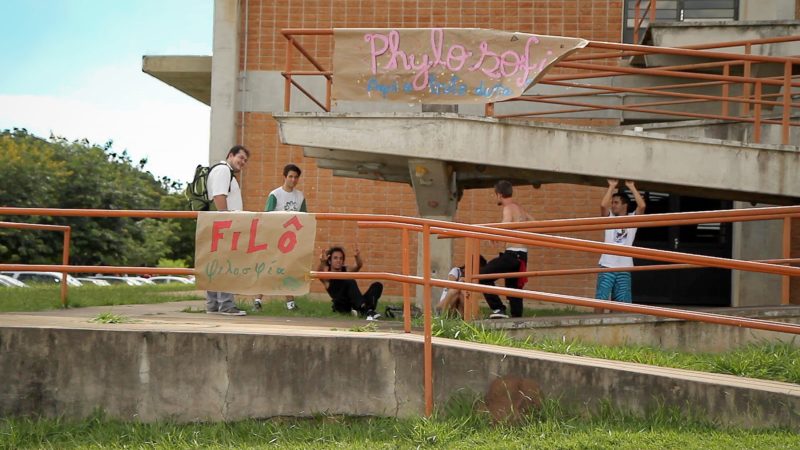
left=1, top=206, right=798, bottom=418
left=632, top=0, right=656, bottom=45
left=279, top=28, right=800, bottom=145
left=0, top=221, right=71, bottom=307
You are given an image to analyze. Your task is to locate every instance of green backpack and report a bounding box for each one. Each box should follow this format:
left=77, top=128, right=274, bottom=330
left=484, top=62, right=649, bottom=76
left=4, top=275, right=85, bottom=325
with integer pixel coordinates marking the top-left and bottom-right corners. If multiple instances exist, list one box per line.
left=184, top=162, right=233, bottom=211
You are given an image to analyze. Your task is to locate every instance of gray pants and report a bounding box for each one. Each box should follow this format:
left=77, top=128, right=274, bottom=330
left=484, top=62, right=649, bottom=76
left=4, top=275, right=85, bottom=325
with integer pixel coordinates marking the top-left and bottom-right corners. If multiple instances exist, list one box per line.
left=206, top=291, right=237, bottom=312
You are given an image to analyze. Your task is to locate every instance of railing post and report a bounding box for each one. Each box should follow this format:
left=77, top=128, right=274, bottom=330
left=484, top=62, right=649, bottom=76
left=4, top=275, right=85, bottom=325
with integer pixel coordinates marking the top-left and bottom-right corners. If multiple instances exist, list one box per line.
left=485, top=102, right=494, bottom=117
left=402, top=228, right=411, bottom=333
left=782, top=61, right=792, bottom=145
left=325, top=77, right=332, bottom=112
left=721, top=64, right=729, bottom=117
left=60, top=226, right=71, bottom=308
left=422, top=223, right=433, bottom=417
left=463, top=238, right=475, bottom=321
left=754, top=80, right=762, bottom=143
left=470, top=239, right=482, bottom=320
left=634, top=0, right=641, bottom=44
left=284, top=36, right=293, bottom=112
left=742, top=43, right=752, bottom=117
left=783, top=217, right=791, bottom=305
left=649, top=0, right=656, bottom=24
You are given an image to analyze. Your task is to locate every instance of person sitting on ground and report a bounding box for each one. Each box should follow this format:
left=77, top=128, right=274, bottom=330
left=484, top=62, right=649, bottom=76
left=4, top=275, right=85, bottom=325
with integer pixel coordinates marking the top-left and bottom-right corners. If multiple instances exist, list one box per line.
left=436, top=256, right=487, bottom=318
left=317, top=246, right=383, bottom=321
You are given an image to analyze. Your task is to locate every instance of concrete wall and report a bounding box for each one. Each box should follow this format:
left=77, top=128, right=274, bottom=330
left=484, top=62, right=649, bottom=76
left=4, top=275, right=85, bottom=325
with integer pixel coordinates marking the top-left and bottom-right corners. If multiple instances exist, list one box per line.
left=732, top=203, right=784, bottom=307
left=740, top=0, right=796, bottom=21
left=2, top=326, right=798, bottom=429
left=495, top=308, right=800, bottom=352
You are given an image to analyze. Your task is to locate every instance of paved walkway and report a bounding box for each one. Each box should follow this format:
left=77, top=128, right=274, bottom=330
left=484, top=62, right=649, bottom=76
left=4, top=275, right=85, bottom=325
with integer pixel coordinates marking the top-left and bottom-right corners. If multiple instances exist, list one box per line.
left=0, top=300, right=412, bottom=335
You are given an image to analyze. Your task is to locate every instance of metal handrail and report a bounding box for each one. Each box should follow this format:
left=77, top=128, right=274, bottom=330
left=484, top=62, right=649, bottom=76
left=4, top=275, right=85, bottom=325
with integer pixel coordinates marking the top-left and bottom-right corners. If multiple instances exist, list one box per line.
left=279, top=28, right=800, bottom=144
left=0, top=221, right=71, bottom=307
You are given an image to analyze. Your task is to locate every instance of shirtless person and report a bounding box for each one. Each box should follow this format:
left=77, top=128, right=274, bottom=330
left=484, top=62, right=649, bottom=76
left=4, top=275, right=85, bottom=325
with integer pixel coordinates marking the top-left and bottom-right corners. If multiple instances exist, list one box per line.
left=480, top=180, right=534, bottom=319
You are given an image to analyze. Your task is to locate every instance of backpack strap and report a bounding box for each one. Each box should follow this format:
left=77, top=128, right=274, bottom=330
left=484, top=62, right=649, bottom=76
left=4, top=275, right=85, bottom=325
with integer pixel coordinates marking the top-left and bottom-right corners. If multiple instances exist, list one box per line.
left=209, top=162, right=235, bottom=192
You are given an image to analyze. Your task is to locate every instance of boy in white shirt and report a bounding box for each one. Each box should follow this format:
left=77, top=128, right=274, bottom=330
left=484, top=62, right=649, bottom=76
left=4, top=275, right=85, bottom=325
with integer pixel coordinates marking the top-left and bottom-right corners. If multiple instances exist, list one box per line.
left=254, top=164, right=307, bottom=311
left=595, top=179, right=646, bottom=312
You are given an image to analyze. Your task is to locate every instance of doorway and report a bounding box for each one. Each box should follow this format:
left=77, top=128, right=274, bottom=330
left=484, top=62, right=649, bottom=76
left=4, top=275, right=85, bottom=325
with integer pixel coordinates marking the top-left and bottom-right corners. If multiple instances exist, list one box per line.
left=631, top=192, right=732, bottom=306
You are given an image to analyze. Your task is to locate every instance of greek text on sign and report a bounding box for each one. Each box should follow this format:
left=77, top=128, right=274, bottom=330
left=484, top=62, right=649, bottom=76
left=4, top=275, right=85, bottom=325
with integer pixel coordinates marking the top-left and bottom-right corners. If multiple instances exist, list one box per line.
left=194, top=212, right=317, bottom=295
left=333, top=28, right=587, bottom=104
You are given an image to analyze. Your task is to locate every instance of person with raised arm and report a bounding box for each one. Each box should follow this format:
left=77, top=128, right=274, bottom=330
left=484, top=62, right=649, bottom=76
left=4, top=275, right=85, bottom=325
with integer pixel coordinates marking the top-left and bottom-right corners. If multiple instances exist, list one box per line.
left=594, top=179, right=647, bottom=313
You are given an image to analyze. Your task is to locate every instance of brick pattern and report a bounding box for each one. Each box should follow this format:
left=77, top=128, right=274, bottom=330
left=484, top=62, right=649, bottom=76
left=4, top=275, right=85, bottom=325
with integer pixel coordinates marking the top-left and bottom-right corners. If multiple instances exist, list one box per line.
left=241, top=0, right=624, bottom=72
left=236, top=1, right=639, bottom=301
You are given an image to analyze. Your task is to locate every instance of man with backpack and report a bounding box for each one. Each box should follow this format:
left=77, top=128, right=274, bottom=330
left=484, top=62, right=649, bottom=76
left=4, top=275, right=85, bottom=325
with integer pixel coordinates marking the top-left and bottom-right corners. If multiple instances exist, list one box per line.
left=254, top=163, right=307, bottom=311
left=205, top=145, right=250, bottom=316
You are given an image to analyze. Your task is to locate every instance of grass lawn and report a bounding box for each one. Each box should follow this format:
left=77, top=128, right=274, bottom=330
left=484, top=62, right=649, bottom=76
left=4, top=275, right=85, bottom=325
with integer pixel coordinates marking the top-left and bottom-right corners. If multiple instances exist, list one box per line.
left=430, top=318, right=800, bottom=385
left=0, top=284, right=201, bottom=312
left=1, top=405, right=797, bottom=449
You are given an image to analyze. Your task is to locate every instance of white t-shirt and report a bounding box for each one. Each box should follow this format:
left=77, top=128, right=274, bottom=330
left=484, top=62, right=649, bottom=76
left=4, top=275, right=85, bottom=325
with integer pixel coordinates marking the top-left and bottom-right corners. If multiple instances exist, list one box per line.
left=265, top=186, right=306, bottom=212
left=598, top=211, right=638, bottom=268
left=439, top=267, right=462, bottom=302
left=207, top=161, right=243, bottom=211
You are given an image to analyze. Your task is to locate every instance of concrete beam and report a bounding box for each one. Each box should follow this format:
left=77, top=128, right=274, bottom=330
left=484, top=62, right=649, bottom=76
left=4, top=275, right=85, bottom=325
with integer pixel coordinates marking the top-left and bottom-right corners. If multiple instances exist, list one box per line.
left=141, top=55, right=211, bottom=106
left=274, top=113, right=800, bottom=204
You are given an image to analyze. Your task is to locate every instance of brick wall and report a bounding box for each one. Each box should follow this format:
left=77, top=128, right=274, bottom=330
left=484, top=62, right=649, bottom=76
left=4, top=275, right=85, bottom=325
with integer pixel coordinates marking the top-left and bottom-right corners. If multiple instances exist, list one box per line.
left=237, top=1, right=629, bottom=300
left=242, top=0, right=624, bottom=72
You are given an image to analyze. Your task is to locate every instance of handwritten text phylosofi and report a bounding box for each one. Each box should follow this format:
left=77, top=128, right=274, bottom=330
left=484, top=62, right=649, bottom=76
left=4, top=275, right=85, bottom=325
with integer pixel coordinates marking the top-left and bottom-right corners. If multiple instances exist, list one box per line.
left=194, top=212, right=317, bottom=295
left=333, top=28, right=588, bottom=104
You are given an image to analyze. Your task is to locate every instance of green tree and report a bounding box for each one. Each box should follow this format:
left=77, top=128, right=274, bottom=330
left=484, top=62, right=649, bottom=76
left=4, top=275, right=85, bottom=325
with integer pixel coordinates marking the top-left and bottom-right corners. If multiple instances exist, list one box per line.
left=0, top=129, right=192, bottom=267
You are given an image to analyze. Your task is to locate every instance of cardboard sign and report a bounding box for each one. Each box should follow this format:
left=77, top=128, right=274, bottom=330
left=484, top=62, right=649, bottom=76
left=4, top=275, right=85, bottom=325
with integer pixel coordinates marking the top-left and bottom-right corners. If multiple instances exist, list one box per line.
left=194, top=212, right=317, bottom=295
left=333, top=28, right=587, bottom=104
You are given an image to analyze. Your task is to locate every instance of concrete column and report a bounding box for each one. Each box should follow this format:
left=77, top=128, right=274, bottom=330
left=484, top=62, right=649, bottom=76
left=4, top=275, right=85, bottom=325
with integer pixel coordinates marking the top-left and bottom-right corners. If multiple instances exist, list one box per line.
left=208, top=0, right=240, bottom=163
left=408, top=159, right=459, bottom=307
left=731, top=202, right=782, bottom=306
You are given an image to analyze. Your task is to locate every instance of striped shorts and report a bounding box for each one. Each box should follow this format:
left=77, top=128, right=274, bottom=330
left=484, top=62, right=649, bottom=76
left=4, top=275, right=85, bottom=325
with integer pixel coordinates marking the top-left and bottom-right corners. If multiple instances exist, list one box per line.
left=595, top=269, right=632, bottom=303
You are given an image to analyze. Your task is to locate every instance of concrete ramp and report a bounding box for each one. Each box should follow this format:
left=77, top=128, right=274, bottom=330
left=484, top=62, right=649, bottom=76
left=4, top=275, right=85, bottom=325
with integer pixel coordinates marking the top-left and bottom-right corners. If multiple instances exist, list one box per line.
left=274, top=112, right=800, bottom=204
left=2, top=306, right=799, bottom=429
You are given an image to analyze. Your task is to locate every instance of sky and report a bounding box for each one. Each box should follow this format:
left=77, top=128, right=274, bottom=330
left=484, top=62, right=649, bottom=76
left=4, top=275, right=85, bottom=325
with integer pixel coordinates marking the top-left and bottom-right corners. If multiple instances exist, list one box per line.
left=0, top=0, right=213, bottom=184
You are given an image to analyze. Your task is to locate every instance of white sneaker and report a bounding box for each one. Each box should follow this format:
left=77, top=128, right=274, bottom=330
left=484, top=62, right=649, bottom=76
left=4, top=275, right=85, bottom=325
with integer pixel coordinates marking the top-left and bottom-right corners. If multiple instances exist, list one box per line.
left=366, top=310, right=381, bottom=321
left=489, top=309, right=509, bottom=319
left=286, top=300, right=297, bottom=310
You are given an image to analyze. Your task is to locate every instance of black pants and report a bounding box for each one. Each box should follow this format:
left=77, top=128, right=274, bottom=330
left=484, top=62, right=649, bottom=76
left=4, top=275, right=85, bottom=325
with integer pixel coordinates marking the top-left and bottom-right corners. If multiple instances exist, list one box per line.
left=330, top=280, right=383, bottom=315
left=480, top=250, right=527, bottom=318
